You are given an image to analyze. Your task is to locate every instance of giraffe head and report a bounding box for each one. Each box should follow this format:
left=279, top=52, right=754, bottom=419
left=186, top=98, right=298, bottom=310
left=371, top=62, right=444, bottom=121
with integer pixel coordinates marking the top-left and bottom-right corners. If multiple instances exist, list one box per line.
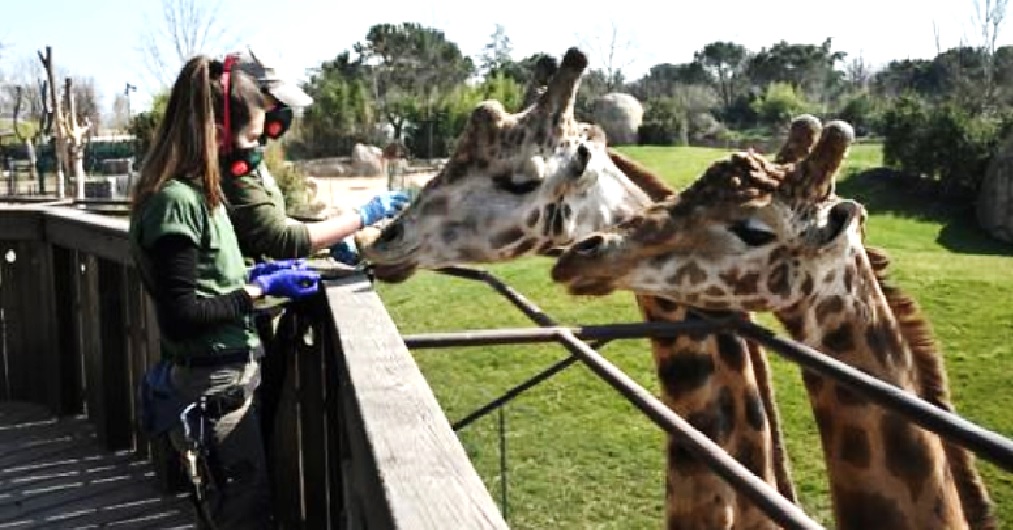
left=360, top=48, right=657, bottom=282
left=551, top=116, right=864, bottom=312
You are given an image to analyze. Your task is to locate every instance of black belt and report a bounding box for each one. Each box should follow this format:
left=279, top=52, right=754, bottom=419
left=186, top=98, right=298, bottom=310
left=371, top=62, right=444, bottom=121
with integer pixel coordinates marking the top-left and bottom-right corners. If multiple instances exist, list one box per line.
left=172, top=347, right=251, bottom=368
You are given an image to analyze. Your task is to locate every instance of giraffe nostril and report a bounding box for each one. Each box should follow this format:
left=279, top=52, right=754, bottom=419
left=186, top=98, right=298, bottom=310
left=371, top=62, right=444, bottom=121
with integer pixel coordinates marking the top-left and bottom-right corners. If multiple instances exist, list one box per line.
left=573, top=234, right=605, bottom=255
left=378, top=222, right=404, bottom=245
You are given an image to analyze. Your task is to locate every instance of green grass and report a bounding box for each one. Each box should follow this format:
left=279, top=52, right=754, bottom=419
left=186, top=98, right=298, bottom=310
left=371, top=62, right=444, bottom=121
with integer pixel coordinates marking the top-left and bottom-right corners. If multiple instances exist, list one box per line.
left=374, top=143, right=1013, bottom=529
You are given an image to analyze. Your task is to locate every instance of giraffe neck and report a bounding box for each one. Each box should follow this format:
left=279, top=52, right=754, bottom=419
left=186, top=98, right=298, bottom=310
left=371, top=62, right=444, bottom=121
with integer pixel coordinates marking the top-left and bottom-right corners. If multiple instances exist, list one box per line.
left=776, top=256, right=967, bottom=530
left=636, top=295, right=784, bottom=530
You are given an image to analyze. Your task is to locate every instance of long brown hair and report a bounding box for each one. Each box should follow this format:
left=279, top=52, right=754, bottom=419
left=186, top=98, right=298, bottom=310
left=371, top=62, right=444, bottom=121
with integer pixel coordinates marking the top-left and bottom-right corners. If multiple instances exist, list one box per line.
left=131, top=54, right=265, bottom=211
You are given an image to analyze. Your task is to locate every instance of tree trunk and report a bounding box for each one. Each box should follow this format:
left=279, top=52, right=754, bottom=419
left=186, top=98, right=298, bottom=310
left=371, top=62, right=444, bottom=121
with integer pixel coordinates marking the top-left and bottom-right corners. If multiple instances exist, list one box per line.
left=64, top=77, right=89, bottom=199
left=38, top=46, right=68, bottom=199
left=23, top=139, right=38, bottom=184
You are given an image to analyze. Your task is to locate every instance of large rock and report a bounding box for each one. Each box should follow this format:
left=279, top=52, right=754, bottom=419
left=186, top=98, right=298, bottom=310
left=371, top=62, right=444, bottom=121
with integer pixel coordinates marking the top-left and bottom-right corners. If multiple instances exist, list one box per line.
left=352, top=143, right=384, bottom=177
left=591, top=93, right=644, bottom=146
left=977, top=134, right=1013, bottom=243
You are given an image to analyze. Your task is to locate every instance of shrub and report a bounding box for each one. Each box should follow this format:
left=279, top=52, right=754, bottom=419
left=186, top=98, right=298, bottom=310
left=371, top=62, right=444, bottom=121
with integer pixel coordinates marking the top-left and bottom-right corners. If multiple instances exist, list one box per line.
left=880, top=94, right=1012, bottom=199
left=637, top=97, right=687, bottom=146
left=265, top=140, right=311, bottom=212
left=751, top=83, right=813, bottom=127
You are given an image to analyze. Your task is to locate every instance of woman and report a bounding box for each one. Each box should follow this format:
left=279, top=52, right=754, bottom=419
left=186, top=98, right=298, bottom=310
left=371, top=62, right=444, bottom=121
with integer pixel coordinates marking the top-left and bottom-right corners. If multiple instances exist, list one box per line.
left=129, top=54, right=318, bottom=529
left=222, top=48, right=409, bottom=264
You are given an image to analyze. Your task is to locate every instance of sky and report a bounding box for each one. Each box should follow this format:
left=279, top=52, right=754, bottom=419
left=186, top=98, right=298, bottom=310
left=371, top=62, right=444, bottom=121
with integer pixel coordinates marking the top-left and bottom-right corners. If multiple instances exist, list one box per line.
left=0, top=0, right=1004, bottom=121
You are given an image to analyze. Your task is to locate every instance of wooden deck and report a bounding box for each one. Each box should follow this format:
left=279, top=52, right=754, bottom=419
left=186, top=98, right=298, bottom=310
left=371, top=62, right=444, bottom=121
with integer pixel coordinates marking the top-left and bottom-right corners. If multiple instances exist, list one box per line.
left=0, top=401, right=195, bottom=529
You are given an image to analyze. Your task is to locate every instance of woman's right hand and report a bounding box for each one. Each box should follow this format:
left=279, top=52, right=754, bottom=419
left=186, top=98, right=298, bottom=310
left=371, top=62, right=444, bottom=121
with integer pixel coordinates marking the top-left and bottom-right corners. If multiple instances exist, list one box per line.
left=357, top=191, right=412, bottom=227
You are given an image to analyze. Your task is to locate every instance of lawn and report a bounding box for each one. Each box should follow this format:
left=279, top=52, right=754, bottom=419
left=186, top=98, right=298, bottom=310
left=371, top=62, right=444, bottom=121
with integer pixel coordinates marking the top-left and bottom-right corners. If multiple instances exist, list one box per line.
left=374, top=143, right=1013, bottom=529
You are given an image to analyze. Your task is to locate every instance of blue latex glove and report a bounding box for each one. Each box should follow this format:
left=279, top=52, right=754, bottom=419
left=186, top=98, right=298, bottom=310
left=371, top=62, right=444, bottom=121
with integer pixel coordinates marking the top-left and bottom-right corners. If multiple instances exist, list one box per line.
left=330, top=236, right=359, bottom=265
left=253, top=268, right=321, bottom=299
left=249, top=258, right=308, bottom=281
left=357, top=191, right=412, bottom=227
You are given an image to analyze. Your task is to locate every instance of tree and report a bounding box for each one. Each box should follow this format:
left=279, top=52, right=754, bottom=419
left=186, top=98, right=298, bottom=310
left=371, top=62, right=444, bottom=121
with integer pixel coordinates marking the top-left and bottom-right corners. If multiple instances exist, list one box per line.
left=630, top=62, right=714, bottom=100
left=745, top=39, right=846, bottom=108
left=480, top=24, right=513, bottom=77
left=138, top=0, right=238, bottom=88
left=972, top=0, right=1010, bottom=108
left=354, top=23, right=474, bottom=141
left=579, top=21, right=636, bottom=92
left=694, top=42, right=748, bottom=111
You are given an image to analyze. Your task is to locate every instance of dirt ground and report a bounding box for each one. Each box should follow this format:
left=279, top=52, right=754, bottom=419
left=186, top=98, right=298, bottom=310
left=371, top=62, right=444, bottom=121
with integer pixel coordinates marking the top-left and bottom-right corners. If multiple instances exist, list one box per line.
left=308, top=171, right=437, bottom=212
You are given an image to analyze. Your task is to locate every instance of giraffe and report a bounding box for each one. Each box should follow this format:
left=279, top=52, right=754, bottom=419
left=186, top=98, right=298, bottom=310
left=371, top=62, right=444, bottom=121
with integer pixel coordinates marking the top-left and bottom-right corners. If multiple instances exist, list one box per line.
left=550, top=117, right=996, bottom=530
left=361, top=47, right=799, bottom=529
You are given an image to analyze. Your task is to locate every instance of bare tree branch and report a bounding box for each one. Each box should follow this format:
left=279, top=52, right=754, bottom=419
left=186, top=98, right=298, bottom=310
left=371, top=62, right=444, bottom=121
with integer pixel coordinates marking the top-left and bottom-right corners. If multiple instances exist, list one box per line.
left=136, top=0, right=241, bottom=89
left=576, top=21, right=638, bottom=91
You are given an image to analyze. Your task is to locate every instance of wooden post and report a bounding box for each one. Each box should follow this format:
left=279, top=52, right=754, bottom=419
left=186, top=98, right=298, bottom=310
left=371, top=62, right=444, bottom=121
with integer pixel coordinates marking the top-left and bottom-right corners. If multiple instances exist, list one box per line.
left=38, top=47, right=67, bottom=200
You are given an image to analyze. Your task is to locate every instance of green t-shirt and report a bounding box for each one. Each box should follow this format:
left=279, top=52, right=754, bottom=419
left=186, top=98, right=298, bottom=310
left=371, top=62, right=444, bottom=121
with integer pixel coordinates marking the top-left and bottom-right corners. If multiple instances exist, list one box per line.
left=221, top=162, right=312, bottom=259
left=129, top=179, right=260, bottom=361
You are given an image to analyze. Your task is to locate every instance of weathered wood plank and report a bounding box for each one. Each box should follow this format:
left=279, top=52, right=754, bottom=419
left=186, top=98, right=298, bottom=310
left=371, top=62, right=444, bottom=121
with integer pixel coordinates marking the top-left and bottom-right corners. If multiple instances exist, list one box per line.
left=0, top=241, right=28, bottom=402
left=297, top=304, right=329, bottom=527
left=0, top=208, right=44, bottom=241
left=52, top=245, right=84, bottom=416
left=79, top=253, right=103, bottom=444
left=0, top=401, right=195, bottom=528
left=324, top=275, right=508, bottom=530
left=42, top=209, right=130, bottom=264
left=95, top=258, right=132, bottom=451
left=271, top=311, right=306, bottom=527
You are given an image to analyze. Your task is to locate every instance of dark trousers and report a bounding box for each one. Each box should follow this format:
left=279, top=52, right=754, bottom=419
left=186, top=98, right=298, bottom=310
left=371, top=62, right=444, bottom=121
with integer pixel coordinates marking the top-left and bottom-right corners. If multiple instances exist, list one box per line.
left=168, top=354, right=274, bottom=529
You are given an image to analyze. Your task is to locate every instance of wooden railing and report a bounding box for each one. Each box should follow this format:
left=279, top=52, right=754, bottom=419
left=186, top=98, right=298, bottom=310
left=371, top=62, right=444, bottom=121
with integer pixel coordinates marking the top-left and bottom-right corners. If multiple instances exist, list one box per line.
left=0, top=203, right=507, bottom=529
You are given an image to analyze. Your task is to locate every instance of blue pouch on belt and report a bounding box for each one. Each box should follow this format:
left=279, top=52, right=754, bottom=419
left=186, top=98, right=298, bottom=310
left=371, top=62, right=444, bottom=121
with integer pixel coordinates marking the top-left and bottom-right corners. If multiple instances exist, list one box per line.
left=137, top=360, right=188, bottom=437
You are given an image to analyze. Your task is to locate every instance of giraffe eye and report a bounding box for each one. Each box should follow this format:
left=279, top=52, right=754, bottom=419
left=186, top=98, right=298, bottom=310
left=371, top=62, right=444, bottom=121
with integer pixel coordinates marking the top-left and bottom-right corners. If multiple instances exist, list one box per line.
left=728, top=219, right=777, bottom=247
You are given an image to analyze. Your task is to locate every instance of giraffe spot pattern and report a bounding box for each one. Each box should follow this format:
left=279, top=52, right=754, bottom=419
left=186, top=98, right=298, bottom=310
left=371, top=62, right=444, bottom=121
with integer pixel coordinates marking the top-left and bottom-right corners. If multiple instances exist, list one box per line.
left=525, top=208, right=540, bottom=228
left=656, top=353, right=715, bottom=400
left=717, top=386, right=736, bottom=441
left=744, top=389, right=766, bottom=431
left=843, top=266, right=855, bottom=293
left=815, top=295, right=845, bottom=324
left=864, top=321, right=891, bottom=367
left=511, top=238, right=537, bottom=257
left=491, top=227, right=525, bottom=249
left=734, top=438, right=765, bottom=478
left=421, top=197, right=450, bottom=216
left=838, top=424, right=872, bottom=469
left=881, top=412, right=933, bottom=501
left=801, top=272, right=815, bottom=297
left=716, top=333, right=745, bottom=372
left=766, top=263, right=791, bottom=297
left=834, top=383, right=869, bottom=406
left=801, top=370, right=823, bottom=394
left=672, top=262, right=708, bottom=287
left=833, top=487, right=911, bottom=530
left=704, top=285, right=726, bottom=298
left=822, top=322, right=855, bottom=353
left=541, top=204, right=556, bottom=237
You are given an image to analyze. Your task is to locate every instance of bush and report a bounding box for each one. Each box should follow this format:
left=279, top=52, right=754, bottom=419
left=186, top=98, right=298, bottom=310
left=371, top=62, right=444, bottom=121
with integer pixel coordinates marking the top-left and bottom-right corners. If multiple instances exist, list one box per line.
left=637, top=97, right=687, bottom=146
left=264, top=141, right=311, bottom=213
left=751, top=83, right=813, bottom=127
left=837, top=92, right=883, bottom=136
left=880, top=94, right=1012, bottom=199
